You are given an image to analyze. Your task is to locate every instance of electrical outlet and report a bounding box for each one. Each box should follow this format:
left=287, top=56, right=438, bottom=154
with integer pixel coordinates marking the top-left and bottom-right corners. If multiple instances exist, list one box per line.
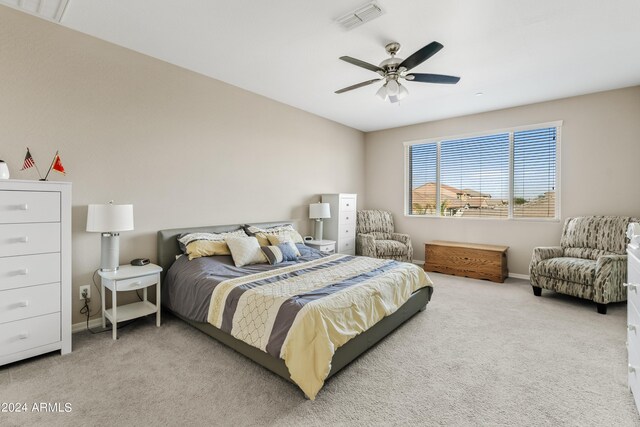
left=79, top=285, right=90, bottom=300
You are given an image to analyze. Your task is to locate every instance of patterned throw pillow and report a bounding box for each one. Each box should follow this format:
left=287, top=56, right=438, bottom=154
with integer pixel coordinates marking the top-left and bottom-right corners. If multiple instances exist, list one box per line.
left=261, top=242, right=300, bottom=265
left=266, top=234, right=301, bottom=256
left=225, top=236, right=268, bottom=267
left=245, top=224, right=304, bottom=244
left=178, top=229, right=247, bottom=260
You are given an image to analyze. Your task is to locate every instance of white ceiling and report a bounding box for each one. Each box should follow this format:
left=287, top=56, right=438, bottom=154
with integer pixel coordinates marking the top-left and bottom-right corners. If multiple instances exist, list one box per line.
left=44, top=1, right=640, bottom=131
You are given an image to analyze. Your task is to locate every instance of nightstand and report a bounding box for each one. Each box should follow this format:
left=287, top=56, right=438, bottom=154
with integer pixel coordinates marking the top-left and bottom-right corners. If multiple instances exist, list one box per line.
left=98, top=263, right=163, bottom=340
left=305, top=239, right=336, bottom=254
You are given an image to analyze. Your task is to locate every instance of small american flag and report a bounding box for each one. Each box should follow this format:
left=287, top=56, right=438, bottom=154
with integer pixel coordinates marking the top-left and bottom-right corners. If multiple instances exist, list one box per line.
left=21, top=148, right=35, bottom=170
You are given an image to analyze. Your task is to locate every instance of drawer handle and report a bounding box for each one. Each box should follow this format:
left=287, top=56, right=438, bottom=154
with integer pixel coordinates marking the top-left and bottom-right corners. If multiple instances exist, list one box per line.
left=131, top=281, right=142, bottom=286
left=17, top=268, right=29, bottom=276
left=629, top=324, right=639, bottom=332
left=19, top=204, right=29, bottom=211
left=624, top=283, right=639, bottom=293
left=17, top=236, right=29, bottom=243
left=346, top=216, right=349, bottom=220
left=630, top=364, right=638, bottom=374
left=19, top=300, right=29, bottom=308
left=18, top=332, right=28, bottom=340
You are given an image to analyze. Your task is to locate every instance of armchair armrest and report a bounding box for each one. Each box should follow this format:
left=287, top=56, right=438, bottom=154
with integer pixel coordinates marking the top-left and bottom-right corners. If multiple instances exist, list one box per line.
left=531, top=246, right=564, bottom=264
left=594, top=254, right=628, bottom=304
left=356, top=233, right=376, bottom=258
left=389, top=232, right=414, bottom=261
left=530, top=246, right=564, bottom=286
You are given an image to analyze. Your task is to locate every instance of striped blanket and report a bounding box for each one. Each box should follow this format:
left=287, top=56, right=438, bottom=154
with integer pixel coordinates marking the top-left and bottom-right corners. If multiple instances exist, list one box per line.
left=207, top=254, right=432, bottom=399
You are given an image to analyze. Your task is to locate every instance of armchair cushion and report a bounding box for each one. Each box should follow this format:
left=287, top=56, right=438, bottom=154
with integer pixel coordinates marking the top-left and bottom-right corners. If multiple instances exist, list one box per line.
left=534, top=257, right=596, bottom=286
left=356, top=210, right=395, bottom=234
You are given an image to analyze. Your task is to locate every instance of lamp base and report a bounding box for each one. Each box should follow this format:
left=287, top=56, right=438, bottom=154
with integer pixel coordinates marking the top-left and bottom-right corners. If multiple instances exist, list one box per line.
left=314, top=219, right=324, bottom=241
left=100, top=233, right=120, bottom=272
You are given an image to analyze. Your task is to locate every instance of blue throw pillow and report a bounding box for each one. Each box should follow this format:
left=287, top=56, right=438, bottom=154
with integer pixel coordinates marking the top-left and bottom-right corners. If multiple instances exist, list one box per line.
left=278, top=242, right=298, bottom=261
left=261, top=242, right=299, bottom=265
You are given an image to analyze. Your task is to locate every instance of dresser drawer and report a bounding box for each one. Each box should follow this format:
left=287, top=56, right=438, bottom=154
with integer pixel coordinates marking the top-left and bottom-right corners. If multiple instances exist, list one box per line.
left=339, top=238, right=356, bottom=255
left=339, top=223, right=356, bottom=240
left=0, top=283, right=60, bottom=324
left=0, top=313, right=60, bottom=357
left=0, top=191, right=60, bottom=224
left=629, top=251, right=640, bottom=284
left=340, top=196, right=356, bottom=212
left=0, top=253, right=60, bottom=291
left=0, top=223, right=60, bottom=257
left=107, top=273, right=159, bottom=292
left=339, top=211, right=356, bottom=225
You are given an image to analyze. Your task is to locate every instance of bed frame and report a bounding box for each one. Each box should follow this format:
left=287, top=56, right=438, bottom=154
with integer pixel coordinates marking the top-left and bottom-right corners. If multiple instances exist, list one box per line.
left=157, top=222, right=433, bottom=385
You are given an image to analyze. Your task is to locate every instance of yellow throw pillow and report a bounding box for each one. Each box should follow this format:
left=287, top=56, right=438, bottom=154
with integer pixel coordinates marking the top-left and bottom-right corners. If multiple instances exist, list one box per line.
left=253, top=232, right=271, bottom=247
left=185, top=240, right=231, bottom=260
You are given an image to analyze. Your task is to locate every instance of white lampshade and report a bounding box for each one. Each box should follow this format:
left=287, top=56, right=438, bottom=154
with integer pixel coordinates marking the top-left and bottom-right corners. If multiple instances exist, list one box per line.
left=386, top=79, right=399, bottom=96
left=309, top=203, right=331, bottom=219
left=86, top=203, right=134, bottom=232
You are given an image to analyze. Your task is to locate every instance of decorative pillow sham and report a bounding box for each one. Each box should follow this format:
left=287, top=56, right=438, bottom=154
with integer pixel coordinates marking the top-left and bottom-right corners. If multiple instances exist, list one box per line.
left=225, top=236, right=268, bottom=267
left=266, top=234, right=301, bottom=256
left=261, top=242, right=300, bottom=265
left=245, top=224, right=304, bottom=244
left=178, top=229, right=247, bottom=260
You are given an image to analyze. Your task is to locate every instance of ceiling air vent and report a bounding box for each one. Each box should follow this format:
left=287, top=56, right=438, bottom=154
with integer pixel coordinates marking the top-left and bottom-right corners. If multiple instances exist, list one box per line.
left=336, top=2, right=384, bottom=31
left=0, top=0, right=69, bottom=22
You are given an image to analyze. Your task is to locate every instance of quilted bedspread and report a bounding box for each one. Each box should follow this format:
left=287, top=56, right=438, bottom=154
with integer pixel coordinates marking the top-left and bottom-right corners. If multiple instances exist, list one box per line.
left=207, top=254, right=432, bottom=399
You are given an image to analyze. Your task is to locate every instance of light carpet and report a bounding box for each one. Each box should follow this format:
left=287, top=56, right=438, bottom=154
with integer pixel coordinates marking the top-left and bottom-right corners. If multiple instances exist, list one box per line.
left=1, top=273, right=638, bottom=426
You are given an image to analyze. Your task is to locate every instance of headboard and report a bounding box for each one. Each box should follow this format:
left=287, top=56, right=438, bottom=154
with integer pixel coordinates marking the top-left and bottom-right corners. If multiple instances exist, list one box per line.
left=156, top=221, right=297, bottom=279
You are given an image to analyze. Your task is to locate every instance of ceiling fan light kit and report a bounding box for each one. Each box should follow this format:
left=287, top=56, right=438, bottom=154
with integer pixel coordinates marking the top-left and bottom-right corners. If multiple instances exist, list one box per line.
left=335, top=41, right=461, bottom=103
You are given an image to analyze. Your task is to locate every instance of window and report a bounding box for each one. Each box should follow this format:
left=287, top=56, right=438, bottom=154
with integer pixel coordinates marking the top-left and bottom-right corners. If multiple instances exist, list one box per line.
left=405, top=122, right=560, bottom=219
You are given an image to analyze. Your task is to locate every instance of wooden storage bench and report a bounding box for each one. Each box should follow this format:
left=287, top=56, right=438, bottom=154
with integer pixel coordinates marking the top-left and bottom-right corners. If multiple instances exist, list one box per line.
left=424, top=241, right=509, bottom=283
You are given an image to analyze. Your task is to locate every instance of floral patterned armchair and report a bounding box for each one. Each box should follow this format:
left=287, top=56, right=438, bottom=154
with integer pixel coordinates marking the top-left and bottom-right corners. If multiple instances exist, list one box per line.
left=529, top=216, right=637, bottom=314
left=356, top=210, right=413, bottom=262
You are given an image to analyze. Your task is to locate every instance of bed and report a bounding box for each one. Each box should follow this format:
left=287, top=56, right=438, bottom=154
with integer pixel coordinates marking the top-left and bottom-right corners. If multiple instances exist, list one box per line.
left=157, top=221, right=434, bottom=399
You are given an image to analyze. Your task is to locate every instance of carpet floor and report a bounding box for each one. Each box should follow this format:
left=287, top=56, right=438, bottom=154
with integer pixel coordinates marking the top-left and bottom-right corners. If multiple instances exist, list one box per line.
left=1, top=273, right=638, bottom=426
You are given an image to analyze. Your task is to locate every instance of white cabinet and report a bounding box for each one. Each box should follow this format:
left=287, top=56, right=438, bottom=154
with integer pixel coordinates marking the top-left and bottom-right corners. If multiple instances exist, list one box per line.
left=627, top=245, right=640, bottom=414
left=0, top=180, right=71, bottom=366
left=321, top=194, right=357, bottom=255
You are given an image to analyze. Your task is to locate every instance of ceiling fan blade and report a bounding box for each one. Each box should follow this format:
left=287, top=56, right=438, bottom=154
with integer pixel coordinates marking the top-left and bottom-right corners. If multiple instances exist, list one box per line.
left=399, top=42, right=444, bottom=71
left=339, top=56, right=384, bottom=74
left=406, top=73, right=460, bottom=84
left=335, top=78, right=383, bottom=94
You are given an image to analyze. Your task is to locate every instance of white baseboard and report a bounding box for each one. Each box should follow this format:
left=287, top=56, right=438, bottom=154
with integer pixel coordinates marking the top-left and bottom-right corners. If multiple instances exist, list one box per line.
left=72, top=318, right=103, bottom=333
left=412, top=259, right=530, bottom=281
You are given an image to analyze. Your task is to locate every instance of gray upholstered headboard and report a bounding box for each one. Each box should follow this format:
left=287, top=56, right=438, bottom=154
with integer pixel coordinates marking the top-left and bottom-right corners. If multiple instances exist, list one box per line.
left=156, top=221, right=297, bottom=278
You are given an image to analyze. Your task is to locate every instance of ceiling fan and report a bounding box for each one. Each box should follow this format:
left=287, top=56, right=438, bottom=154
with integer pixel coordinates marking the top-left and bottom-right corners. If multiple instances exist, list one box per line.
left=335, top=41, right=460, bottom=103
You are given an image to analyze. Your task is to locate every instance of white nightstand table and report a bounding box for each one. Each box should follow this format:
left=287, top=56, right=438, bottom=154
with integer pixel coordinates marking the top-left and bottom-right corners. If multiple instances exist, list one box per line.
left=305, top=239, right=336, bottom=254
left=98, top=263, right=163, bottom=340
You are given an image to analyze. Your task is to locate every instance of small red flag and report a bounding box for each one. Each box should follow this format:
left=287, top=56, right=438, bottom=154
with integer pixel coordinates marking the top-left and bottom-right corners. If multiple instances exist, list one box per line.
left=21, top=148, right=35, bottom=170
left=52, top=154, right=65, bottom=175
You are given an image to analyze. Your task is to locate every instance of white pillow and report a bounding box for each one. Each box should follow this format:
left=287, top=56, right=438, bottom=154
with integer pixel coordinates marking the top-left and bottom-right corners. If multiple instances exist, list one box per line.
left=225, top=236, right=268, bottom=267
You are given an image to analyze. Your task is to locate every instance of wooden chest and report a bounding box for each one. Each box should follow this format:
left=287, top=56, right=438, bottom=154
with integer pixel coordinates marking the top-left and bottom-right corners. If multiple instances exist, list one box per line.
left=424, top=241, right=509, bottom=283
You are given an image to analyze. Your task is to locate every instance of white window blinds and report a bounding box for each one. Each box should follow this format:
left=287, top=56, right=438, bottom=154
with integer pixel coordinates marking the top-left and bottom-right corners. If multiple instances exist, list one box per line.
left=406, top=123, right=560, bottom=219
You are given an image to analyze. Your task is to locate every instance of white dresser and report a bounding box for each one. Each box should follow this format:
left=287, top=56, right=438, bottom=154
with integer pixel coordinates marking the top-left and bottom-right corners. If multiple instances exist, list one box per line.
left=627, top=244, right=640, bottom=413
left=0, top=180, right=71, bottom=366
left=321, top=193, right=357, bottom=255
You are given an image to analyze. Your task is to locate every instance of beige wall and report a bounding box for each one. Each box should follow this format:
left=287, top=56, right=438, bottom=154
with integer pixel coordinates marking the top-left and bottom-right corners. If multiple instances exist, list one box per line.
left=0, top=7, right=365, bottom=323
left=365, top=86, right=640, bottom=276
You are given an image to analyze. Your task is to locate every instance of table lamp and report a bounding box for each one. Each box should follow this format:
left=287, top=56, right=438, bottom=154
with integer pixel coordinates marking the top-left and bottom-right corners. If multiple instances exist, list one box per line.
left=86, top=202, right=134, bottom=272
left=309, top=202, right=331, bottom=241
